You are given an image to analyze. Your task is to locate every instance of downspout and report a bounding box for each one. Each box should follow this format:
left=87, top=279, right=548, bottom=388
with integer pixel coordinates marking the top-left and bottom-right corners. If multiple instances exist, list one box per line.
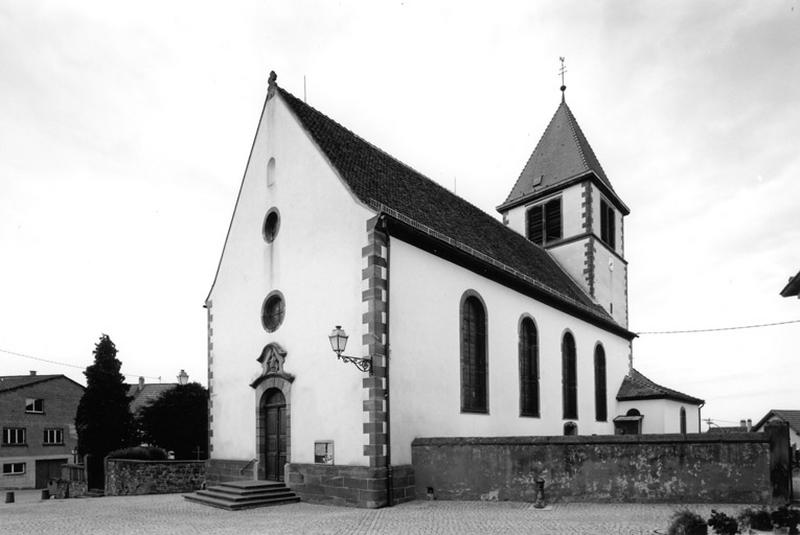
left=698, top=401, right=705, bottom=432
left=382, top=215, right=393, bottom=507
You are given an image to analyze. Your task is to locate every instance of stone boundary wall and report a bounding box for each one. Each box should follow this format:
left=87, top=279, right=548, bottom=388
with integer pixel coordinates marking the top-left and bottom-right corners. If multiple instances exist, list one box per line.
left=412, top=430, right=788, bottom=504
left=287, top=463, right=415, bottom=508
left=105, top=459, right=205, bottom=496
left=205, top=458, right=256, bottom=485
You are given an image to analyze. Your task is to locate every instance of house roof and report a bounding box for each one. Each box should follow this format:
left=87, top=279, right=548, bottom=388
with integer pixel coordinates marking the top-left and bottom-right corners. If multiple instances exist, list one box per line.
left=752, top=409, right=800, bottom=434
left=616, top=368, right=704, bottom=405
left=780, top=269, right=800, bottom=298
left=275, top=82, right=633, bottom=338
left=0, top=374, right=84, bottom=394
left=128, top=383, right=178, bottom=414
left=497, top=99, right=628, bottom=214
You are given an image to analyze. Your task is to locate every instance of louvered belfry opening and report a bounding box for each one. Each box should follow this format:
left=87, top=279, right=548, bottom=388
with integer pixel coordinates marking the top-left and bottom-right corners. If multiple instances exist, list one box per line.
left=526, top=198, right=562, bottom=246
left=460, top=295, right=487, bottom=413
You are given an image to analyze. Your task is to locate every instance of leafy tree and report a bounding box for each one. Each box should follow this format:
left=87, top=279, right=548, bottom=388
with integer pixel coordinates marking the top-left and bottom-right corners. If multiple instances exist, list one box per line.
left=138, top=382, right=208, bottom=460
left=75, top=334, right=136, bottom=458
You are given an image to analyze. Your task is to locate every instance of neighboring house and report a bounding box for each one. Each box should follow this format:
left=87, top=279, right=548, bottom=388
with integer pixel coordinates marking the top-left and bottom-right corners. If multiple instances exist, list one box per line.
left=615, top=369, right=704, bottom=434
left=204, top=72, right=705, bottom=506
left=0, top=372, right=84, bottom=489
left=127, top=377, right=178, bottom=417
left=752, top=410, right=800, bottom=450
left=780, top=269, right=800, bottom=298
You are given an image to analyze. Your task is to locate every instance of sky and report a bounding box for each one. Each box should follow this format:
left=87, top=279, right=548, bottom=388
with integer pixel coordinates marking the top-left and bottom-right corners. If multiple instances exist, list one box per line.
left=1, top=0, right=799, bottom=429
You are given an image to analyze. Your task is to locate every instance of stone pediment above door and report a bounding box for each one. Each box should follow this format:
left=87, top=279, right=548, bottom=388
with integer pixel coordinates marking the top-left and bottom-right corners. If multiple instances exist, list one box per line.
left=250, top=342, right=294, bottom=388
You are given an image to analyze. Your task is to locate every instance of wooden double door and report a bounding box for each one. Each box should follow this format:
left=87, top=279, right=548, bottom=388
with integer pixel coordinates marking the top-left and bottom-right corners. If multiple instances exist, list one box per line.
left=263, top=389, right=287, bottom=482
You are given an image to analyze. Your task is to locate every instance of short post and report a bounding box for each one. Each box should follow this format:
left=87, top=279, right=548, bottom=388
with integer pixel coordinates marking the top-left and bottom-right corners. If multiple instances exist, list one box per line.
left=534, top=478, right=546, bottom=508
left=41, top=489, right=50, bottom=500
left=4, top=491, right=14, bottom=503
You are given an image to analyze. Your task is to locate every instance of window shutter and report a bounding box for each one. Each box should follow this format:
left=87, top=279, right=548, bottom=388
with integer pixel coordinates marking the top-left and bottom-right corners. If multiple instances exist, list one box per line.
left=527, top=205, right=543, bottom=244
left=545, top=199, right=562, bottom=242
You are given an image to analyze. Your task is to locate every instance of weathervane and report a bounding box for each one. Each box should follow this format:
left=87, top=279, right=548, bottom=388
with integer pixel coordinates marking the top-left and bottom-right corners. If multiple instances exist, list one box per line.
left=559, top=56, right=567, bottom=98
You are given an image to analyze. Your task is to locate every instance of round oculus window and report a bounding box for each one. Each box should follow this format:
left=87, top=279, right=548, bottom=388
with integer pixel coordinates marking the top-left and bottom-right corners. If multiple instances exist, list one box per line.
left=261, top=292, right=285, bottom=332
left=263, top=209, right=280, bottom=243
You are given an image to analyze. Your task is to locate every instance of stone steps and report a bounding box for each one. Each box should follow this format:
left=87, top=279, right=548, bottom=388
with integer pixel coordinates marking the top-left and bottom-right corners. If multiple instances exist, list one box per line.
left=184, top=480, right=300, bottom=511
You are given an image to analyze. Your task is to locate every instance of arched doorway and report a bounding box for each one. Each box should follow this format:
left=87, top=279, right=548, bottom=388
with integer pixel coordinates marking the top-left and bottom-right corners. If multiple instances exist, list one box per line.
left=261, top=388, right=287, bottom=481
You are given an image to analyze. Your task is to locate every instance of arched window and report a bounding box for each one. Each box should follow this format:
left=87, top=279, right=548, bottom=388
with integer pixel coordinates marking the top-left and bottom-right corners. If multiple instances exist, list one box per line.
left=680, top=407, right=687, bottom=434
left=594, top=344, right=607, bottom=422
left=519, top=317, right=539, bottom=417
left=460, top=293, right=487, bottom=413
left=562, top=332, right=577, bottom=419
left=563, top=421, right=578, bottom=436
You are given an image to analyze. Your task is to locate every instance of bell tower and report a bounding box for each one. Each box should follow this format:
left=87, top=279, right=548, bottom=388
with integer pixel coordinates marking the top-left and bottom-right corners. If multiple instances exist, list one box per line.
left=497, top=78, right=630, bottom=327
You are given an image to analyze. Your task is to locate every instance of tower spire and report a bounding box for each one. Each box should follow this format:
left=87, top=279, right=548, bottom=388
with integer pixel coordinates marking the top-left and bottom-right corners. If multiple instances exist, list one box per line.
left=559, top=57, right=567, bottom=100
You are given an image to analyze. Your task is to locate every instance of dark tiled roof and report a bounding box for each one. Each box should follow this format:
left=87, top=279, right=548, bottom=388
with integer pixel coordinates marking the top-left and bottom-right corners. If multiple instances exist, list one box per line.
left=276, top=86, right=619, bottom=328
left=780, top=269, right=800, bottom=297
left=616, top=368, right=704, bottom=405
left=0, top=374, right=70, bottom=393
left=752, top=409, right=800, bottom=434
left=128, top=383, right=178, bottom=414
left=501, top=99, right=614, bottom=207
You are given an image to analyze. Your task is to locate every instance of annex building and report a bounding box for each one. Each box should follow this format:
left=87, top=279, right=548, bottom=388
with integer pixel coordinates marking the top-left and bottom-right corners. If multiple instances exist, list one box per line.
left=204, top=72, right=704, bottom=507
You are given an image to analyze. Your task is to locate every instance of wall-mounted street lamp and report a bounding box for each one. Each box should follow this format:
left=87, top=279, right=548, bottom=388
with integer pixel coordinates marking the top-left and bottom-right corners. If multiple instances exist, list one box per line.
left=177, top=369, right=189, bottom=385
left=328, top=325, right=372, bottom=375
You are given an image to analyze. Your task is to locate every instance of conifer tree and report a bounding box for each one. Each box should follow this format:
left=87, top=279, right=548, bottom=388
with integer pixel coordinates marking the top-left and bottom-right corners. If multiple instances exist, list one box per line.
left=75, top=334, right=136, bottom=458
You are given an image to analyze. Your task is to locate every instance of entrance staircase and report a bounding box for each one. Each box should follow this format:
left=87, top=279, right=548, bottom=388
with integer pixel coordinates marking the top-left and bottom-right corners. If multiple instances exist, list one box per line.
left=184, top=480, right=300, bottom=511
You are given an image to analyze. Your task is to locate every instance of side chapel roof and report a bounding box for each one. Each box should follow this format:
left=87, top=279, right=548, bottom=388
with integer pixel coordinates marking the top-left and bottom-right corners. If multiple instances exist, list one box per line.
left=274, top=82, right=631, bottom=337
left=497, top=99, right=629, bottom=214
left=617, top=368, right=704, bottom=405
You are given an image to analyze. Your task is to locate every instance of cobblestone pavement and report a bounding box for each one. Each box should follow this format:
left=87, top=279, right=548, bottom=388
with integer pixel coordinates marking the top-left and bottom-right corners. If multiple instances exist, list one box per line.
left=0, top=492, right=752, bottom=535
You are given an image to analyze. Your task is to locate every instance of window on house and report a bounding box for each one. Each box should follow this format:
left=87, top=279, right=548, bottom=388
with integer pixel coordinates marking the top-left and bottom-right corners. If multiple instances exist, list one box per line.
left=594, top=345, right=607, bottom=422
left=461, top=293, right=487, bottom=413
left=519, top=317, right=539, bottom=417
left=25, top=398, right=44, bottom=413
left=527, top=198, right=562, bottom=246
left=680, top=407, right=687, bottom=434
left=261, top=291, right=286, bottom=332
left=600, top=199, right=616, bottom=249
left=2, top=463, right=25, bottom=475
left=314, top=441, right=334, bottom=464
left=43, top=428, right=64, bottom=445
left=2, top=427, right=26, bottom=445
left=562, top=332, right=577, bottom=420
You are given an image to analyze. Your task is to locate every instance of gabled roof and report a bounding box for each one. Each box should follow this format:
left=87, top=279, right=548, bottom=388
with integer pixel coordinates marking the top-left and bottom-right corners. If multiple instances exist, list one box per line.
left=616, top=368, right=704, bottom=405
left=497, top=99, right=628, bottom=215
left=780, top=269, right=800, bottom=297
left=0, top=374, right=84, bottom=394
left=127, top=383, right=178, bottom=414
left=752, top=409, right=800, bottom=434
left=275, top=83, right=633, bottom=339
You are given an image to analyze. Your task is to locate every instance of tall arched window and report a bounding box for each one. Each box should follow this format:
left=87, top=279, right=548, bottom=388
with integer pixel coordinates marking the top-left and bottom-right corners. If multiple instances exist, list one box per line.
left=267, top=158, right=276, bottom=188
left=594, top=344, right=607, bottom=422
left=562, top=332, right=577, bottom=419
left=460, top=293, right=487, bottom=413
left=680, top=407, right=687, bottom=434
left=519, top=317, right=539, bottom=417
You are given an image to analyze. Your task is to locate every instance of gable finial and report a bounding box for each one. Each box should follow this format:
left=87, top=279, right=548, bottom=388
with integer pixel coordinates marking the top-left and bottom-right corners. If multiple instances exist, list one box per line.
left=558, top=57, right=567, bottom=100
left=267, top=70, right=278, bottom=100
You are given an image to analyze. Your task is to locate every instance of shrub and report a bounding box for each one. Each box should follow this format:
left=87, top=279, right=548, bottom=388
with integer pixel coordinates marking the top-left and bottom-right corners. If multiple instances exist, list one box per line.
left=707, top=510, right=738, bottom=535
left=771, top=505, right=800, bottom=533
left=738, top=507, right=773, bottom=531
left=107, top=446, right=168, bottom=460
left=667, top=510, right=708, bottom=535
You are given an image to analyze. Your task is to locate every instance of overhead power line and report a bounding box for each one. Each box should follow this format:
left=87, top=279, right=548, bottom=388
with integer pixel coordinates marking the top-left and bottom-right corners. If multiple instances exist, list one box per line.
left=0, top=347, right=161, bottom=381
left=636, top=319, right=800, bottom=335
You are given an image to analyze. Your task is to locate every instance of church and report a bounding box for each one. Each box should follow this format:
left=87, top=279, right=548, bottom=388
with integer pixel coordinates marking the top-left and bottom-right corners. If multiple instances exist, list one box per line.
left=202, top=71, right=703, bottom=507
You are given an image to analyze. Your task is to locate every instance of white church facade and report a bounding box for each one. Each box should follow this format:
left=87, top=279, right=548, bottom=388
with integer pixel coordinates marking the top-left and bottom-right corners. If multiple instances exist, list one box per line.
left=204, top=72, right=703, bottom=507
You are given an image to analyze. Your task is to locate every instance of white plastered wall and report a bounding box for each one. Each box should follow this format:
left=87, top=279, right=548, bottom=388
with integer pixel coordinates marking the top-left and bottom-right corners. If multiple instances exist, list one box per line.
left=208, top=93, right=374, bottom=466
left=388, top=238, right=632, bottom=465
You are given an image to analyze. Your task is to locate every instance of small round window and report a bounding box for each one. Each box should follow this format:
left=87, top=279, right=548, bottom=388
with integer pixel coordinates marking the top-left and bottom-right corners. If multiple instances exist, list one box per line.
left=263, top=208, right=280, bottom=243
left=261, top=291, right=285, bottom=332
